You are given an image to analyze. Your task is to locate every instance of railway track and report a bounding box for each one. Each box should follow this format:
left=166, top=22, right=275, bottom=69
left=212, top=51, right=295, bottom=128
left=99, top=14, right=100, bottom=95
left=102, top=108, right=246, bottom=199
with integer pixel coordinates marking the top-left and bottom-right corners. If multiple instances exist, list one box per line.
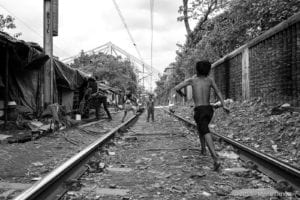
left=13, top=112, right=141, bottom=200
left=163, top=108, right=300, bottom=192
left=9, top=108, right=300, bottom=199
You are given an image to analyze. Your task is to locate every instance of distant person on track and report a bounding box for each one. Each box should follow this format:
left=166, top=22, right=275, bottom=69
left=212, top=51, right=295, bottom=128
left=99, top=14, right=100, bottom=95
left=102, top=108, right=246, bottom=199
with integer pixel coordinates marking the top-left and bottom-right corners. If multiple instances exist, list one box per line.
left=121, top=91, right=136, bottom=123
left=146, top=94, right=155, bottom=122
left=174, top=60, right=229, bottom=171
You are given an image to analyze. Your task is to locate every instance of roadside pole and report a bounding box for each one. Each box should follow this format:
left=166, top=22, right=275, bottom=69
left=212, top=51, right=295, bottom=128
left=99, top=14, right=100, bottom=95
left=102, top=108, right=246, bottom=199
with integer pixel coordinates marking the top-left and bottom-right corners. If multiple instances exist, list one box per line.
left=43, top=0, right=58, bottom=108
left=43, top=0, right=53, bottom=107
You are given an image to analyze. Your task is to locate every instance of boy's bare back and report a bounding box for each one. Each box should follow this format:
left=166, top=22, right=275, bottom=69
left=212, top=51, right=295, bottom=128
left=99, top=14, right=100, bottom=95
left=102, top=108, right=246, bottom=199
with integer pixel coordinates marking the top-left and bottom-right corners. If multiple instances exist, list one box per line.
left=174, top=60, right=227, bottom=111
left=175, top=75, right=221, bottom=107
left=190, top=75, right=212, bottom=107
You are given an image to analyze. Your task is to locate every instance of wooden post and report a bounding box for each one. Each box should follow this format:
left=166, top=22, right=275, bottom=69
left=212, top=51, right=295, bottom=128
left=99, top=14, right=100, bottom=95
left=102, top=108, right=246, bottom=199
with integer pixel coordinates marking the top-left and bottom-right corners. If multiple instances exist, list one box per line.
left=4, top=47, right=9, bottom=128
left=43, top=0, right=54, bottom=107
left=242, top=48, right=250, bottom=100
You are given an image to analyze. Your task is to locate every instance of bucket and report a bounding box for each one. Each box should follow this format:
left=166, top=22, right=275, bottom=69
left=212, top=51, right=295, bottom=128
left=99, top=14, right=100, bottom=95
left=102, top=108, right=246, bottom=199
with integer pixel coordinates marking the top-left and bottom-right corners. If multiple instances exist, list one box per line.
left=8, top=101, right=17, bottom=106
left=75, top=114, right=81, bottom=121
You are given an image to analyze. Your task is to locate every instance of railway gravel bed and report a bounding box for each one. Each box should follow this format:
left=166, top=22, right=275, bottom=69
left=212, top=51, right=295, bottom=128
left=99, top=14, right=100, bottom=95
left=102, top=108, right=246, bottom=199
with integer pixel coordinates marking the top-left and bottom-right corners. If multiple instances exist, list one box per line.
left=62, top=109, right=288, bottom=200
left=0, top=111, right=133, bottom=199
left=172, top=100, right=300, bottom=169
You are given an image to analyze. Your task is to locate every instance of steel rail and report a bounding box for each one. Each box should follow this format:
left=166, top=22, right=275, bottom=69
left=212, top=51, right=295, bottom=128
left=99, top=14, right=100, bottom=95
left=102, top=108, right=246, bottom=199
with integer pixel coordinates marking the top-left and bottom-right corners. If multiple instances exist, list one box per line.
left=14, top=113, right=141, bottom=200
left=163, top=108, right=300, bottom=191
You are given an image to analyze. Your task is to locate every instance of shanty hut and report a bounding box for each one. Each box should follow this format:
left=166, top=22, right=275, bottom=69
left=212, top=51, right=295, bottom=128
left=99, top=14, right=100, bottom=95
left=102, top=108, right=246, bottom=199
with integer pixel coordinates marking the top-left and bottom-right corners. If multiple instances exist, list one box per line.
left=97, top=82, right=122, bottom=105
left=0, top=31, right=49, bottom=121
left=0, top=31, right=89, bottom=125
left=54, top=59, right=89, bottom=114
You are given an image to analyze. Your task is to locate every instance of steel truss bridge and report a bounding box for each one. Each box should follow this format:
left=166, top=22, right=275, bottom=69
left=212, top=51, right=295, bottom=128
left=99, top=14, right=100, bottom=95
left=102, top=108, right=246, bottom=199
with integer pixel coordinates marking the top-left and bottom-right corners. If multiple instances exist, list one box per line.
left=61, top=42, right=160, bottom=91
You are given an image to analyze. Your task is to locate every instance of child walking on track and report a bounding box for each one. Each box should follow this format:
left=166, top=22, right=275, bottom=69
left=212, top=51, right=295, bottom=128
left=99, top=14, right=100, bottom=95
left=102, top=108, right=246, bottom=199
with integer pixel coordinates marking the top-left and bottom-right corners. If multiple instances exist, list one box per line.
left=121, top=92, right=136, bottom=123
left=174, top=60, right=229, bottom=171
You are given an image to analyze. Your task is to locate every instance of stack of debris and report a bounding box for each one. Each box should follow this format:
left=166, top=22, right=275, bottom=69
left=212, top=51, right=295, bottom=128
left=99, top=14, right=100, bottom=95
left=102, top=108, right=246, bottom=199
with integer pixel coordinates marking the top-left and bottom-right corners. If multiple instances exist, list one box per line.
left=0, top=103, right=79, bottom=143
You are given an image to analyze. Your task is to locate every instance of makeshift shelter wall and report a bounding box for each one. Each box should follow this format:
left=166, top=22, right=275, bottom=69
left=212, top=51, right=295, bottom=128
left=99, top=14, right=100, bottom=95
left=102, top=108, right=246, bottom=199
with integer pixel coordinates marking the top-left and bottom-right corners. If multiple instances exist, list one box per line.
left=59, top=88, right=74, bottom=114
left=0, top=32, right=49, bottom=114
left=0, top=32, right=91, bottom=115
left=8, top=69, right=41, bottom=113
left=54, top=59, right=89, bottom=114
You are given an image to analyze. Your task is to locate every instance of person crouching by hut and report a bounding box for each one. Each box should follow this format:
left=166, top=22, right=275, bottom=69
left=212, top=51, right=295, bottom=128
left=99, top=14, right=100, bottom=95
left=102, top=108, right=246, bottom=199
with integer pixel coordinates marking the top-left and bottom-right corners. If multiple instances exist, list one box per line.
left=80, top=80, right=93, bottom=119
left=97, top=89, right=112, bottom=120
left=81, top=77, right=112, bottom=120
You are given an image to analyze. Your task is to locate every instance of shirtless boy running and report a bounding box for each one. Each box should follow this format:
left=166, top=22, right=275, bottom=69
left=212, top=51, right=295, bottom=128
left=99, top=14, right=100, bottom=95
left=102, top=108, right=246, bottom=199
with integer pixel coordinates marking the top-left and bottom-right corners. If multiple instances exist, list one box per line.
left=174, top=60, right=229, bottom=171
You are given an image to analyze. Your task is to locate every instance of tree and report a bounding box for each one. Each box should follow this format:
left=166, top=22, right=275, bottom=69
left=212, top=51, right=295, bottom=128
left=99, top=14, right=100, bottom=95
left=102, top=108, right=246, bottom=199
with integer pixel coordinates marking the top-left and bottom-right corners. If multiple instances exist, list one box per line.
left=179, top=0, right=192, bottom=36
left=0, top=14, right=16, bottom=30
left=177, top=0, right=300, bottom=71
left=71, top=50, right=91, bottom=68
left=201, top=0, right=300, bottom=58
left=178, top=0, right=229, bottom=46
left=156, top=0, right=300, bottom=104
left=0, top=14, right=21, bottom=37
left=71, top=51, right=138, bottom=94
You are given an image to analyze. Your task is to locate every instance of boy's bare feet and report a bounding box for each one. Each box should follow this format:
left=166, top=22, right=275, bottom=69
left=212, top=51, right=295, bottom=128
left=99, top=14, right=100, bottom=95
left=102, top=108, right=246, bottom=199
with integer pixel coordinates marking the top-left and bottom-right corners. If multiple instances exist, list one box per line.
left=223, top=106, right=230, bottom=114
left=201, top=149, right=207, bottom=155
left=213, top=160, right=221, bottom=171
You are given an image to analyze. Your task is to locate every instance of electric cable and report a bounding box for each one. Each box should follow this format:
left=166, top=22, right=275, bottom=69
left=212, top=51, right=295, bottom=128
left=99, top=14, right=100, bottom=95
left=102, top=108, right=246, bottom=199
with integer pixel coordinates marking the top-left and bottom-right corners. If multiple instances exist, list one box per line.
left=0, top=3, right=72, bottom=57
left=150, top=0, right=154, bottom=91
left=111, top=0, right=144, bottom=62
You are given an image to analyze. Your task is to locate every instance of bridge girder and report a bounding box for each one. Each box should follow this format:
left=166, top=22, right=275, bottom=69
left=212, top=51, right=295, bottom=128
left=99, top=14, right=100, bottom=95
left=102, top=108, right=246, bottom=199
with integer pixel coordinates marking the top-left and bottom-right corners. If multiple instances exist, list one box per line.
left=61, top=42, right=160, bottom=79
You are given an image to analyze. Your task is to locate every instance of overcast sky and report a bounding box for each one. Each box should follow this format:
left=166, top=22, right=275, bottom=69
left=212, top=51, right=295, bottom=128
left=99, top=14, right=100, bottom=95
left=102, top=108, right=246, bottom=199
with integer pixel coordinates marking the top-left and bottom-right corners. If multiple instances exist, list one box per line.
left=0, top=0, right=197, bottom=74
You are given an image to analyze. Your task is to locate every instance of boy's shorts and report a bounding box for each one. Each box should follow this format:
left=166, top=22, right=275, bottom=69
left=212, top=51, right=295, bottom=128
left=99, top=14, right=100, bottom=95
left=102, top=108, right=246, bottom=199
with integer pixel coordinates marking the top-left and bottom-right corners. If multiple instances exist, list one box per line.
left=194, top=105, right=214, bottom=136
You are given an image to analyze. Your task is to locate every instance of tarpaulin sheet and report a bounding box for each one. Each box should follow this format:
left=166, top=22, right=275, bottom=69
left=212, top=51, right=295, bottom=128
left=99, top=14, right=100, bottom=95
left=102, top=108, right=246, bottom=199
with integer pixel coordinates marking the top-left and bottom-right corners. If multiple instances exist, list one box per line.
left=8, top=69, right=41, bottom=113
left=0, top=32, right=49, bottom=113
left=54, top=59, right=88, bottom=90
left=0, top=32, right=49, bottom=71
left=60, top=88, right=74, bottom=114
left=0, top=31, right=88, bottom=114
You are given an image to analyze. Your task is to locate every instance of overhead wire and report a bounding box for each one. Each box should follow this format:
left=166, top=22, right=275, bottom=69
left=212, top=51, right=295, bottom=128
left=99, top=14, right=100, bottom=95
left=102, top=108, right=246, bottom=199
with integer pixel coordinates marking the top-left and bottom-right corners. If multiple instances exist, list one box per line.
left=111, top=0, right=144, bottom=62
left=0, top=3, right=72, bottom=58
left=0, top=3, right=43, bottom=38
left=150, top=0, right=154, bottom=92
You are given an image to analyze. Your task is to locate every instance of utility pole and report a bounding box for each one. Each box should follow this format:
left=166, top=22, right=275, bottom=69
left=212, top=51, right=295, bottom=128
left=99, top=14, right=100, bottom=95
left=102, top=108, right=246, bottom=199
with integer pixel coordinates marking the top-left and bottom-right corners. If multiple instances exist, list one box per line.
left=43, top=0, right=58, bottom=108
left=43, top=0, right=53, bottom=107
